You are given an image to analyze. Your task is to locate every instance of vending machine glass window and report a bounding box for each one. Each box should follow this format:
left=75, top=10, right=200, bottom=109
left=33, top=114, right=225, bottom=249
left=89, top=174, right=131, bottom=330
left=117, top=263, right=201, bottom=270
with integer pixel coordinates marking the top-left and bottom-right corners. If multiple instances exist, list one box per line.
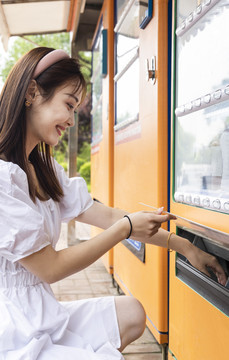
left=176, top=225, right=229, bottom=316
left=114, top=0, right=142, bottom=128
left=91, top=24, right=103, bottom=145
left=174, top=0, right=229, bottom=214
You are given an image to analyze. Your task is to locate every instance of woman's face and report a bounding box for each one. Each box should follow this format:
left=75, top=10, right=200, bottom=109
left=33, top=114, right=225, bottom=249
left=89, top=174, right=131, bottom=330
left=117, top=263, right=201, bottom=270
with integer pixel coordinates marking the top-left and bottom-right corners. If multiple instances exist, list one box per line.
left=26, top=82, right=83, bottom=156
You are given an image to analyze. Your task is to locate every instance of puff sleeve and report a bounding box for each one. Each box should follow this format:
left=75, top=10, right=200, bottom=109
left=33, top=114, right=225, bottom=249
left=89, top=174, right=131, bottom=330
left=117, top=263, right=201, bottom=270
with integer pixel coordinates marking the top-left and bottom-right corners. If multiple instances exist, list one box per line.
left=0, top=162, right=50, bottom=263
left=54, top=160, right=93, bottom=223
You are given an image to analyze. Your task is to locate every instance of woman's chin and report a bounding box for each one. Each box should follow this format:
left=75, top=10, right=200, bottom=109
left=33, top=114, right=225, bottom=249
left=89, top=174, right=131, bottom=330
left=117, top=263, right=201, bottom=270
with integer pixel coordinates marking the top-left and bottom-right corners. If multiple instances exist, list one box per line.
left=44, top=137, right=59, bottom=147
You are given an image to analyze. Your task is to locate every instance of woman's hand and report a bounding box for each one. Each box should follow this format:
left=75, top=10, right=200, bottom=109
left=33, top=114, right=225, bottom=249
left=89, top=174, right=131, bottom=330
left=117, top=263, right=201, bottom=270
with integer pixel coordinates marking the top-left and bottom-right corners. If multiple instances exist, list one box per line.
left=128, top=209, right=176, bottom=239
left=185, top=244, right=227, bottom=286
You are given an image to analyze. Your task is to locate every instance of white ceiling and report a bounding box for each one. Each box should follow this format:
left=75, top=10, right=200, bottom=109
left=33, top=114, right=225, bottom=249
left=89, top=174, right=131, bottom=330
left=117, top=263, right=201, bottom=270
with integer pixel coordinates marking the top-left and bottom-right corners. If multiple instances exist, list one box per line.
left=0, top=0, right=71, bottom=50
left=0, top=0, right=103, bottom=51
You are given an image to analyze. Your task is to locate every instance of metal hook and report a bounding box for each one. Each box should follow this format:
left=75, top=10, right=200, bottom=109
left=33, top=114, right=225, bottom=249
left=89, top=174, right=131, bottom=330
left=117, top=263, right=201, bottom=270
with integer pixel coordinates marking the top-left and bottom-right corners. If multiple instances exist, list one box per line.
left=146, top=56, right=156, bottom=84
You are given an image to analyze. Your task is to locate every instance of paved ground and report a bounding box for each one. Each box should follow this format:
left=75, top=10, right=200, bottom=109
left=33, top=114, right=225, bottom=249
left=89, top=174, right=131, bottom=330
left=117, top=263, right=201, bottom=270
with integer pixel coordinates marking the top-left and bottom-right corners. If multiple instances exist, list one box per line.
left=51, top=223, right=163, bottom=359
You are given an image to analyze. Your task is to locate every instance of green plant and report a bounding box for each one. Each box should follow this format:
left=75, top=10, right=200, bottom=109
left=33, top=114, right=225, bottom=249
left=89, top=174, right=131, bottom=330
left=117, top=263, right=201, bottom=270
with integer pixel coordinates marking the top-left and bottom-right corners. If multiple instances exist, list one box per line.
left=77, top=157, right=84, bottom=172
left=77, top=141, right=91, bottom=175
left=78, top=142, right=91, bottom=161
left=79, top=161, right=91, bottom=186
left=53, top=130, right=68, bottom=172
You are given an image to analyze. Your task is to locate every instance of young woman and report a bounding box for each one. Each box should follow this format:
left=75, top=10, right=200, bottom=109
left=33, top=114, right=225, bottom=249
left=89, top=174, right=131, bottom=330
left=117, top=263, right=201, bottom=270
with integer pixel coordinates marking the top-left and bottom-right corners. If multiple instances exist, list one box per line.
left=0, top=47, right=226, bottom=359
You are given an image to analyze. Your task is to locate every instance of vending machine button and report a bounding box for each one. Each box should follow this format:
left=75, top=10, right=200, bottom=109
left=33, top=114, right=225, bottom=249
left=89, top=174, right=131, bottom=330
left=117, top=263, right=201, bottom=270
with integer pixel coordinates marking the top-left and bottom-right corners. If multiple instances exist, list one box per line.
left=194, top=98, right=201, bottom=107
left=193, top=197, right=200, bottom=205
left=202, top=198, right=210, bottom=207
left=185, top=195, right=192, bottom=203
left=212, top=199, right=221, bottom=209
left=224, top=86, right=229, bottom=95
left=187, top=13, right=193, bottom=23
left=185, top=103, right=193, bottom=111
left=223, top=202, right=229, bottom=211
left=213, top=90, right=222, bottom=100
left=204, top=94, right=211, bottom=103
left=181, top=21, right=186, bottom=30
left=196, top=5, right=202, bottom=15
left=175, top=106, right=185, bottom=116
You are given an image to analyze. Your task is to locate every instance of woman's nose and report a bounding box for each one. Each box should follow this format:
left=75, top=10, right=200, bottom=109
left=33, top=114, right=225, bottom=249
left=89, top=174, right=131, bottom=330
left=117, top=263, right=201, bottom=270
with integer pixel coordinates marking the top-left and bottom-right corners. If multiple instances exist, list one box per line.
left=67, top=113, right=75, bottom=127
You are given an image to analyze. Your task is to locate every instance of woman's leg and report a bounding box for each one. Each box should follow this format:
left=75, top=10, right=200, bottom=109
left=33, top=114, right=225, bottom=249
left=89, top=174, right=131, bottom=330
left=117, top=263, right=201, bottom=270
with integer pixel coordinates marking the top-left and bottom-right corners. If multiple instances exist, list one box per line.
left=114, top=295, right=146, bottom=352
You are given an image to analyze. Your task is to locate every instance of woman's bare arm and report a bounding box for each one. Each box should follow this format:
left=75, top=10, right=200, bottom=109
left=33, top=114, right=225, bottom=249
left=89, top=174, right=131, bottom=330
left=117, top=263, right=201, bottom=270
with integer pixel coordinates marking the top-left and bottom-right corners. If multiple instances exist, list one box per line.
left=75, top=201, right=127, bottom=229
left=19, top=202, right=226, bottom=286
left=19, top=208, right=173, bottom=284
left=19, top=217, right=129, bottom=284
left=77, top=203, right=227, bottom=285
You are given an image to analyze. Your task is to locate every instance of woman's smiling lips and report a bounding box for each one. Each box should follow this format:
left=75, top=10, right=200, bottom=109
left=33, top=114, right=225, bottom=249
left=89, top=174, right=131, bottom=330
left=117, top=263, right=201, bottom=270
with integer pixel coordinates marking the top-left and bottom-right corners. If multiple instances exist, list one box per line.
left=56, top=125, right=66, bottom=136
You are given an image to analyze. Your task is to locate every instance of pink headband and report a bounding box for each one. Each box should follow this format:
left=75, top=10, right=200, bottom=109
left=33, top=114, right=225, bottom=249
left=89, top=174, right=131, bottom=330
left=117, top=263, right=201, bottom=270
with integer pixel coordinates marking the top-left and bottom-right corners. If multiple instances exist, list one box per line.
left=33, top=49, right=70, bottom=79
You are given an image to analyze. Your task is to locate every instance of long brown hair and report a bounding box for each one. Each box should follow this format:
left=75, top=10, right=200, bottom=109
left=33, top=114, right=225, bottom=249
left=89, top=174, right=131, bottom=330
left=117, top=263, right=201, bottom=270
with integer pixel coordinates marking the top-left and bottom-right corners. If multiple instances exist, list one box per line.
left=0, top=47, right=86, bottom=202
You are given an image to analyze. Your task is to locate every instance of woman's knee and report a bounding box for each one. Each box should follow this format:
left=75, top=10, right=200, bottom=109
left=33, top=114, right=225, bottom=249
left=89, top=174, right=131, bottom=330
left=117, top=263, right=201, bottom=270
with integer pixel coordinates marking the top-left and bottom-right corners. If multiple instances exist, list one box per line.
left=128, top=296, right=146, bottom=333
left=115, top=296, right=146, bottom=350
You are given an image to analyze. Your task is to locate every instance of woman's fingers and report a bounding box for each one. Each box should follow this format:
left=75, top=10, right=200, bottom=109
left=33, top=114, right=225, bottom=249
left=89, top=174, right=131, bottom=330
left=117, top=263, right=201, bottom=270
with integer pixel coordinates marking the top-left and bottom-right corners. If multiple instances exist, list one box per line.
left=154, top=207, right=164, bottom=215
left=129, top=211, right=174, bottom=239
left=206, top=257, right=227, bottom=286
left=150, top=208, right=177, bottom=221
left=188, top=248, right=227, bottom=286
left=146, top=212, right=177, bottom=224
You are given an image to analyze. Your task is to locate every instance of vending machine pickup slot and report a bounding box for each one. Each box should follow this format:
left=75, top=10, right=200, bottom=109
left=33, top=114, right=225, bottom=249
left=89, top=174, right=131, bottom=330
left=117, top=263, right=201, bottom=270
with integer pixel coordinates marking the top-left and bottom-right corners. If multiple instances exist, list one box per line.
left=176, top=227, right=229, bottom=316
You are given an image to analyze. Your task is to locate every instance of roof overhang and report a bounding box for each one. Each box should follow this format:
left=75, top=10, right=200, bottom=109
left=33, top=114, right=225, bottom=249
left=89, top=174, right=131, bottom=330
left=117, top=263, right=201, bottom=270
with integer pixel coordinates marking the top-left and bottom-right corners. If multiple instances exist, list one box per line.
left=0, top=0, right=103, bottom=51
left=71, top=0, right=103, bottom=51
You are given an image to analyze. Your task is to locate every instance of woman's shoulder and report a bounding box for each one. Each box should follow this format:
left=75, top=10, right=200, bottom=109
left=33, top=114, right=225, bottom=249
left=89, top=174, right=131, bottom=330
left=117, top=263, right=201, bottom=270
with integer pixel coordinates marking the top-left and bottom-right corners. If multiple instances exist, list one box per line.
left=0, top=159, right=28, bottom=194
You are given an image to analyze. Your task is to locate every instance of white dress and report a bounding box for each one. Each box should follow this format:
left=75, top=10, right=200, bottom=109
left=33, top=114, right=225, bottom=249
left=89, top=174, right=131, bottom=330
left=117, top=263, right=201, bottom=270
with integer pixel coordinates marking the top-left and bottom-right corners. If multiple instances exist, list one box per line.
left=0, top=160, right=123, bottom=360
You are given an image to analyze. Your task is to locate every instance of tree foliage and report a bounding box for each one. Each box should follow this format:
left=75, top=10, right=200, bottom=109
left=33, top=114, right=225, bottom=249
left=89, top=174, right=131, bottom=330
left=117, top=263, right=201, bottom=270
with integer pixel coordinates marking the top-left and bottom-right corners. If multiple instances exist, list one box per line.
left=0, top=33, right=71, bottom=82
left=77, top=51, right=92, bottom=149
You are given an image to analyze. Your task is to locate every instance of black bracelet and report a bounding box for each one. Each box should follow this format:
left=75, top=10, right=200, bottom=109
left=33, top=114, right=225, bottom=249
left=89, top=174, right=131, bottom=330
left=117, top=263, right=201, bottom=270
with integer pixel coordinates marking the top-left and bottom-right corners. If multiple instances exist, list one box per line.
left=123, top=215, right=132, bottom=239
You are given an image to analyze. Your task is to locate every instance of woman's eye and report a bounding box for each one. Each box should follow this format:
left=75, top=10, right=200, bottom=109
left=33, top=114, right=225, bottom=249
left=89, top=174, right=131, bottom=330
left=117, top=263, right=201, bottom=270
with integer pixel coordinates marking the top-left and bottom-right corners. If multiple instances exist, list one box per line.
left=67, top=102, right=77, bottom=114
left=67, top=103, right=74, bottom=110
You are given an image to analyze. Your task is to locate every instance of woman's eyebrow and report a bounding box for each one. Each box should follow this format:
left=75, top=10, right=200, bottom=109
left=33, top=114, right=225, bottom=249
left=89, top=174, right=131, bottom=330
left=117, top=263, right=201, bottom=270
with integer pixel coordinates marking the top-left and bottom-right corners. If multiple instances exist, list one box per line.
left=65, top=93, right=79, bottom=103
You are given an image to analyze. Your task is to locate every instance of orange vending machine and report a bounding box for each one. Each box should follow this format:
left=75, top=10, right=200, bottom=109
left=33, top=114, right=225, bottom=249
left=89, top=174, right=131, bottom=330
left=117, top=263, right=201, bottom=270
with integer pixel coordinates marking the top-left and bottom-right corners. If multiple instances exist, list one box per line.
left=113, top=0, right=171, bottom=345
left=169, top=0, right=229, bottom=359
left=91, top=0, right=114, bottom=273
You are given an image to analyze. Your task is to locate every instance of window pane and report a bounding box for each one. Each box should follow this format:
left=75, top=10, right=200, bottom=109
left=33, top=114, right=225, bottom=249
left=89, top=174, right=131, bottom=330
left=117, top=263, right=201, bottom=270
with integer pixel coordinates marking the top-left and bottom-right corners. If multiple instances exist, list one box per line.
left=115, top=0, right=141, bottom=125
left=116, top=0, right=140, bottom=74
left=92, top=27, right=103, bottom=143
left=116, top=59, right=139, bottom=125
left=116, top=0, right=129, bottom=23
left=92, top=101, right=102, bottom=144
left=116, top=0, right=148, bottom=26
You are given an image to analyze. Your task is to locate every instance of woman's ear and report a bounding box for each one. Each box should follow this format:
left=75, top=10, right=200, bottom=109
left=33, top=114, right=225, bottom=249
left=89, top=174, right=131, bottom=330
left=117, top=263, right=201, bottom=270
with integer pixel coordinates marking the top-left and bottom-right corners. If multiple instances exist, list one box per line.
left=25, top=80, right=40, bottom=103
